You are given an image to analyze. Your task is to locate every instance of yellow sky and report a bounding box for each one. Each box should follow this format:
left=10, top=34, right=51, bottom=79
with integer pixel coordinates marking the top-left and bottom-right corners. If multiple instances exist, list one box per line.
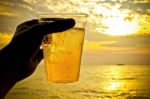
left=0, top=0, right=150, bottom=64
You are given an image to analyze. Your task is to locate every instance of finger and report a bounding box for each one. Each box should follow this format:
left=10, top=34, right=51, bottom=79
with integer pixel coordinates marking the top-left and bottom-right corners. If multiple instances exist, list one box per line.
left=39, top=18, right=64, bottom=22
left=29, top=18, right=75, bottom=38
left=17, top=18, right=63, bottom=29
left=16, top=19, right=39, bottom=31
left=19, top=19, right=39, bottom=26
left=10, top=18, right=75, bottom=60
left=16, top=18, right=64, bottom=32
left=15, top=19, right=39, bottom=35
left=32, top=49, right=43, bottom=65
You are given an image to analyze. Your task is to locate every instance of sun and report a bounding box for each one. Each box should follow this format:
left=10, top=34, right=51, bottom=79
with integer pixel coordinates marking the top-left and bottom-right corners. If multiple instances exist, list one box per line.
left=96, top=6, right=140, bottom=36
left=102, top=16, right=139, bottom=36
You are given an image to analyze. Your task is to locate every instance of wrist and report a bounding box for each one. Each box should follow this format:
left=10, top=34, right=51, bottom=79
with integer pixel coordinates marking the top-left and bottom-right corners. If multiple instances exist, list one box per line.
left=0, top=70, right=17, bottom=99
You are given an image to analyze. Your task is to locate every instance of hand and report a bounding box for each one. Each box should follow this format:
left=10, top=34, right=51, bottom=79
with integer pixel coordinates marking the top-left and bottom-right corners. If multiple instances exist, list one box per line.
left=1, top=18, right=75, bottom=81
left=0, top=18, right=75, bottom=98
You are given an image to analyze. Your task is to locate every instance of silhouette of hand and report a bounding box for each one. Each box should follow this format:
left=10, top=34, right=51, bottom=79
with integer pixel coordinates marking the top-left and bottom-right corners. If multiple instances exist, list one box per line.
left=0, top=18, right=75, bottom=81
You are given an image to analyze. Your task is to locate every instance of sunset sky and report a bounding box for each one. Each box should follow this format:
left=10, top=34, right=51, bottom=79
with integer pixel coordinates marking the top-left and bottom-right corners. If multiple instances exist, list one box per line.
left=0, top=0, right=150, bottom=65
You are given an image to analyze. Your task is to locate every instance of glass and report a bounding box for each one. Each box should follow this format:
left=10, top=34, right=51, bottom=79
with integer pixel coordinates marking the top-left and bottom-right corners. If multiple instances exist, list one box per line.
left=38, top=13, right=87, bottom=83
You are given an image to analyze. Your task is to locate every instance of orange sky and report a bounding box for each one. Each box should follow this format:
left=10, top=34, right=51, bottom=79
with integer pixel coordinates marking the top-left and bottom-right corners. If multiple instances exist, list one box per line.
left=0, top=0, right=150, bottom=64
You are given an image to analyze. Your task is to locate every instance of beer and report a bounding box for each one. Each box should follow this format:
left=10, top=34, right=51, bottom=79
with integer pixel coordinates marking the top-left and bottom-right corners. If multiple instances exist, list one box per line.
left=42, top=28, right=84, bottom=83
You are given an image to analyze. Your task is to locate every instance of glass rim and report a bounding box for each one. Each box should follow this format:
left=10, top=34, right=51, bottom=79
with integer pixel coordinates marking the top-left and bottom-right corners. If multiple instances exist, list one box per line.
left=37, top=13, right=88, bottom=18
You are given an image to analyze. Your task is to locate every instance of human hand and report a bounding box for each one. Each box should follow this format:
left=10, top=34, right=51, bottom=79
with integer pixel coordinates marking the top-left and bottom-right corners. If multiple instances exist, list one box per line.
left=0, top=18, right=75, bottom=81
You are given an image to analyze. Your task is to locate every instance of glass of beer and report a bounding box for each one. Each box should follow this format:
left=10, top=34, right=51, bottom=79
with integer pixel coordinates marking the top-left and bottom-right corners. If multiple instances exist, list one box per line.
left=38, top=13, right=87, bottom=83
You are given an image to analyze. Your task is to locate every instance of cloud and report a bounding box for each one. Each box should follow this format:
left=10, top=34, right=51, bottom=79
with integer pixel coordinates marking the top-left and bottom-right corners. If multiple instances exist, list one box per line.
left=84, top=40, right=102, bottom=50
left=82, top=39, right=150, bottom=64
left=0, top=0, right=37, bottom=18
left=0, top=0, right=150, bottom=34
left=0, top=12, right=21, bottom=17
left=120, top=1, right=150, bottom=15
left=83, top=0, right=150, bottom=15
left=102, top=35, right=150, bottom=48
left=84, top=33, right=150, bottom=55
left=0, top=0, right=150, bottom=65
left=0, top=4, right=20, bottom=17
left=0, top=1, right=36, bottom=33
left=82, top=50, right=150, bottom=65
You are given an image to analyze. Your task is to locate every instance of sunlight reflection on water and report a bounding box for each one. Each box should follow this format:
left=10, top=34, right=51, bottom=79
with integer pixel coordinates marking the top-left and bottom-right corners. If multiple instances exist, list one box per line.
left=6, top=64, right=150, bottom=99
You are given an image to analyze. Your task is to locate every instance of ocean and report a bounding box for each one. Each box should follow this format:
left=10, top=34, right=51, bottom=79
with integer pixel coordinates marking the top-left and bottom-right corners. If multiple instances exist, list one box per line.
left=5, top=62, right=150, bottom=99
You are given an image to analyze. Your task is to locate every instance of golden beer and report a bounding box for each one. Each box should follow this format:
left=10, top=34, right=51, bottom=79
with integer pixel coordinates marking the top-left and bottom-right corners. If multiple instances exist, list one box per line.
left=42, top=28, right=85, bottom=83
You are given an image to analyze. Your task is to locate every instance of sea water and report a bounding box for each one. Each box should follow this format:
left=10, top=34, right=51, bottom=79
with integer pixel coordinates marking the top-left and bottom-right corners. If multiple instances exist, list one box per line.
left=6, top=63, right=150, bottom=99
